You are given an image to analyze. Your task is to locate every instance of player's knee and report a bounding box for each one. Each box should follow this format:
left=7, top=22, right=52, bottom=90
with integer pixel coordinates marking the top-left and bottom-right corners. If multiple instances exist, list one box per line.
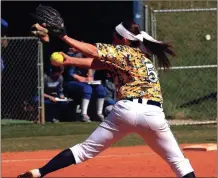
left=83, top=93, right=92, bottom=99
left=69, top=143, right=85, bottom=164
left=69, top=140, right=103, bottom=164
left=95, top=85, right=106, bottom=98
left=83, top=85, right=92, bottom=95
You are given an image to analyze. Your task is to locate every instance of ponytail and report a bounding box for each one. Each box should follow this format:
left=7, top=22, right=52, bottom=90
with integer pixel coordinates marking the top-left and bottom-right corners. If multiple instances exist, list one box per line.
left=142, top=39, right=176, bottom=70
left=115, top=20, right=176, bottom=70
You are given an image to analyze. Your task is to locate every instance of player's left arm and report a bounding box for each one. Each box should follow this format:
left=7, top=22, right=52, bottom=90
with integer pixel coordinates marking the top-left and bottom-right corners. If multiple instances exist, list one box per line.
left=30, top=24, right=98, bottom=58
left=31, top=6, right=115, bottom=61
left=61, top=36, right=99, bottom=59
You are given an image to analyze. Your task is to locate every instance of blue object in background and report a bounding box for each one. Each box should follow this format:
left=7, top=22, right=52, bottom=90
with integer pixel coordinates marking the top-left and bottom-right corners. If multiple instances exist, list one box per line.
left=1, top=18, right=8, bottom=28
left=1, top=18, right=8, bottom=72
left=133, top=1, right=143, bottom=30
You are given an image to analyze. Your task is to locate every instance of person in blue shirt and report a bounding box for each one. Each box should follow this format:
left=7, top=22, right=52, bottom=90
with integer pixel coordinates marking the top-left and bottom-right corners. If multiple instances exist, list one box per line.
left=1, top=18, right=9, bottom=73
left=64, top=48, right=106, bottom=122
left=1, top=18, right=8, bottom=36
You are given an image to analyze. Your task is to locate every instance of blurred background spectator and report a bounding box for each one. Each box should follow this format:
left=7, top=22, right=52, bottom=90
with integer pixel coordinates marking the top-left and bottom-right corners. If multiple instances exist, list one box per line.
left=1, top=18, right=9, bottom=73
left=1, top=1, right=133, bottom=122
left=63, top=48, right=106, bottom=122
left=1, top=18, right=8, bottom=35
left=34, top=66, right=69, bottom=123
left=94, top=70, right=116, bottom=117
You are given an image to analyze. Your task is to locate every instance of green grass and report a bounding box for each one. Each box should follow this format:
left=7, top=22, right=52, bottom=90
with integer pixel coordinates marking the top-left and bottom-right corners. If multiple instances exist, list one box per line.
left=1, top=122, right=99, bottom=139
left=1, top=122, right=216, bottom=152
left=160, top=68, right=217, bottom=120
left=142, top=1, right=217, bottom=120
left=1, top=119, right=33, bottom=125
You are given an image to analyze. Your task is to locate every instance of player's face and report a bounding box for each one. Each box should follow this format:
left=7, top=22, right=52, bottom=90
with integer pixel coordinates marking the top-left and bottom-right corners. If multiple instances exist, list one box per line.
left=52, top=70, right=63, bottom=78
left=51, top=72, right=60, bottom=77
left=112, top=32, right=125, bottom=45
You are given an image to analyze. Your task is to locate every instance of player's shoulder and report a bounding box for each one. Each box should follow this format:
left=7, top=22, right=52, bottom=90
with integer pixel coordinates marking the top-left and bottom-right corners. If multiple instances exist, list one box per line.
left=95, top=43, right=145, bottom=57
left=59, top=75, right=64, bottom=81
left=95, top=43, right=127, bottom=49
left=95, top=43, right=116, bottom=50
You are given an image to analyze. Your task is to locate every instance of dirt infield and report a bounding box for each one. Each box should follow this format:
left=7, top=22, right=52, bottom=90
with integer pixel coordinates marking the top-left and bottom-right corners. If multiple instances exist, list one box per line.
left=2, top=145, right=216, bottom=177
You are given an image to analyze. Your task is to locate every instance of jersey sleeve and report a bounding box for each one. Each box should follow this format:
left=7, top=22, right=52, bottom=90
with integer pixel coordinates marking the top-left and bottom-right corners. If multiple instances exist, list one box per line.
left=95, top=43, right=126, bottom=70
left=95, top=43, right=118, bottom=59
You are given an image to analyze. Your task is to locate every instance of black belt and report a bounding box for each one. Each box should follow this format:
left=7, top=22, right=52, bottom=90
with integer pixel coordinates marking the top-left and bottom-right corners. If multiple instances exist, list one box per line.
left=124, top=98, right=161, bottom=108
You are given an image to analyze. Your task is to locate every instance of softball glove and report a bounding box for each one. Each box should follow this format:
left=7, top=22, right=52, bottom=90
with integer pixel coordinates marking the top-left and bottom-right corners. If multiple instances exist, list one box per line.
left=31, top=5, right=67, bottom=38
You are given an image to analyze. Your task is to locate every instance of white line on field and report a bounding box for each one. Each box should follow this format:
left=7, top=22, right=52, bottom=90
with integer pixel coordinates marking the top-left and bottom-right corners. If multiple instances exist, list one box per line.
left=2, top=152, right=155, bottom=163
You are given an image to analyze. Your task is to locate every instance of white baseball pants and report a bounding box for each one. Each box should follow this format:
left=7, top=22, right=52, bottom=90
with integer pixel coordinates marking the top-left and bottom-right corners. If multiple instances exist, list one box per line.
left=70, top=100, right=194, bottom=177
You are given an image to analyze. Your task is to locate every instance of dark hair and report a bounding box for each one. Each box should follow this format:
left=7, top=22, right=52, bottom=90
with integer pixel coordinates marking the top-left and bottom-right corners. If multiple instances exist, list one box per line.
left=117, top=20, right=176, bottom=70
left=51, top=66, right=64, bottom=73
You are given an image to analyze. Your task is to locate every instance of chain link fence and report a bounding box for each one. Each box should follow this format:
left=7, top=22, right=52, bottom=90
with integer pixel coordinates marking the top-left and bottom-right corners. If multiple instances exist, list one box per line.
left=1, top=8, right=216, bottom=124
left=149, top=8, right=217, bottom=121
left=1, top=37, right=44, bottom=123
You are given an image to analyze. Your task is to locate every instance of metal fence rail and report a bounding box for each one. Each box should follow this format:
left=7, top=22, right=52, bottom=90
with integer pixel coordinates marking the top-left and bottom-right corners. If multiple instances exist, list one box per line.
left=153, top=8, right=217, bottom=13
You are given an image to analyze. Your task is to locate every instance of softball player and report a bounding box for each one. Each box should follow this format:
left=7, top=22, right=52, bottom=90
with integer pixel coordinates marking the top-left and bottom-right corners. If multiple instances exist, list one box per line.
left=18, top=18, right=196, bottom=178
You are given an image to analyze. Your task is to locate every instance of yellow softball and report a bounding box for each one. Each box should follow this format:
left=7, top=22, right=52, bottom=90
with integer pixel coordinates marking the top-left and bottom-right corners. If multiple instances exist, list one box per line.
left=50, top=52, right=64, bottom=63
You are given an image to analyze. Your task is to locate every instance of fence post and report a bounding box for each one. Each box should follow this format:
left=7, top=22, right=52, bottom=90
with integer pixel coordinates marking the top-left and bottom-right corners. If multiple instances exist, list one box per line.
left=150, top=8, right=157, bottom=67
left=38, top=40, right=45, bottom=124
left=144, top=5, right=149, bottom=33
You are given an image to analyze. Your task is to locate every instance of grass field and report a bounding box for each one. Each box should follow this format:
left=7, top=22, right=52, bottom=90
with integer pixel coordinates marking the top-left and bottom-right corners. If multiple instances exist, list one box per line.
left=2, top=122, right=216, bottom=152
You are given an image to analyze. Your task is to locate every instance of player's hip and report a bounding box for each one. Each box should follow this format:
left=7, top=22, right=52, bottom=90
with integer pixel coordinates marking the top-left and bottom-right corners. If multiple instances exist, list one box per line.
left=102, top=99, right=166, bottom=132
left=113, top=98, right=163, bottom=115
left=117, top=92, right=163, bottom=105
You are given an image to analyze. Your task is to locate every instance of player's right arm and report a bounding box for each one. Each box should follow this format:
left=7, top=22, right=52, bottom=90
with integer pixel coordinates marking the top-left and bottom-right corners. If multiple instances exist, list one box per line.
left=44, top=94, right=56, bottom=103
left=54, top=43, right=124, bottom=71
left=57, top=53, right=109, bottom=70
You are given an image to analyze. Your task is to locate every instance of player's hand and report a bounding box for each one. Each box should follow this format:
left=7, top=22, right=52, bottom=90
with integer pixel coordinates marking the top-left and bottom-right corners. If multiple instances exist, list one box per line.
left=81, top=77, right=93, bottom=83
left=59, top=52, right=73, bottom=66
left=59, top=95, right=65, bottom=99
left=86, top=76, right=93, bottom=82
left=31, top=23, right=49, bottom=42
left=49, top=96, right=57, bottom=103
left=31, top=5, right=67, bottom=38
